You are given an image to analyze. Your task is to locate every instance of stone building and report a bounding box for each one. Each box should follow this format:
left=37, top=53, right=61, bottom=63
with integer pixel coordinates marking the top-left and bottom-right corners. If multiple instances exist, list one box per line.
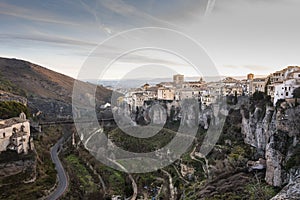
left=0, top=113, right=31, bottom=154
left=157, top=87, right=175, bottom=101
left=251, top=77, right=267, bottom=94
left=173, top=74, right=184, bottom=88
left=246, top=73, right=267, bottom=95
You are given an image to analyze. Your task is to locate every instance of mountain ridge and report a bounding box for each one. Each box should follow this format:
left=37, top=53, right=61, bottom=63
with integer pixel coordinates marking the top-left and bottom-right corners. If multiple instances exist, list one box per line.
left=0, top=57, right=112, bottom=120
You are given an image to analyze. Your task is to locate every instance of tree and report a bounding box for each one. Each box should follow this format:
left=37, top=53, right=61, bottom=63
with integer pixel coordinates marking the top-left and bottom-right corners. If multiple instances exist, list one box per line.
left=264, top=76, right=271, bottom=95
left=252, top=91, right=265, bottom=101
left=234, top=91, right=238, bottom=105
left=292, top=87, right=300, bottom=98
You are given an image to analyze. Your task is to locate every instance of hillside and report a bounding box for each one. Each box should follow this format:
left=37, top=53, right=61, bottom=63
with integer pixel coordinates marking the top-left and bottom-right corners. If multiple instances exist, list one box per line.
left=0, top=57, right=112, bottom=120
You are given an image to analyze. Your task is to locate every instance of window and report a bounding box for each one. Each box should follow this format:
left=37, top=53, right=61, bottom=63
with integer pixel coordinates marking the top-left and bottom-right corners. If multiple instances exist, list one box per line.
left=286, top=92, right=289, bottom=96
left=2, top=133, right=5, bottom=138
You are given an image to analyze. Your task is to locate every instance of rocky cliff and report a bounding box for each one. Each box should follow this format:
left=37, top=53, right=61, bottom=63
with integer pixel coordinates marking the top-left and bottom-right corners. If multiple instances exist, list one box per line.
left=271, top=168, right=300, bottom=200
left=241, top=98, right=300, bottom=197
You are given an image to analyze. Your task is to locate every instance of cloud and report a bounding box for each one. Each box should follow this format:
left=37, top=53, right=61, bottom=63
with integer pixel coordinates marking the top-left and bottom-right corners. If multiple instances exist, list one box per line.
left=98, top=0, right=181, bottom=29
left=0, top=33, right=97, bottom=47
left=0, top=2, right=79, bottom=26
left=72, top=46, right=188, bottom=66
left=116, top=53, right=187, bottom=67
left=79, top=0, right=115, bottom=35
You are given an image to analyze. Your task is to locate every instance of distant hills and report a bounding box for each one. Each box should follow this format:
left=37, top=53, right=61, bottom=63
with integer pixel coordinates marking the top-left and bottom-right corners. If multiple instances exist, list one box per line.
left=92, top=75, right=267, bottom=89
left=0, top=57, right=111, bottom=120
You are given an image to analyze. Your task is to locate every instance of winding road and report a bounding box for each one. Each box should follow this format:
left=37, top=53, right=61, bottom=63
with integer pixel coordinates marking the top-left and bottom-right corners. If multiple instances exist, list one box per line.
left=162, top=169, right=175, bottom=200
left=190, top=146, right=210, bottom=179
left=47, top=137, right=68, bottom=200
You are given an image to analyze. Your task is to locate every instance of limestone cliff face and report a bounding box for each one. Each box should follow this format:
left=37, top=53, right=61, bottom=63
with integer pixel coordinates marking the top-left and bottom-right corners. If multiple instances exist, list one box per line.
left=271, top=168, right=300, bottom=200
left=241, top=106, right=274, bottom=156
left=135, top=100, right=213, bottom=129
left=241, top=103, right=300, bottom=187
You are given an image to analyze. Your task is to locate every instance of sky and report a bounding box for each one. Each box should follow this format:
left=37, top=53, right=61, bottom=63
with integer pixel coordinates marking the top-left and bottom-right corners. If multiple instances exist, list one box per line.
left=1, top=0, right=300, bottom=80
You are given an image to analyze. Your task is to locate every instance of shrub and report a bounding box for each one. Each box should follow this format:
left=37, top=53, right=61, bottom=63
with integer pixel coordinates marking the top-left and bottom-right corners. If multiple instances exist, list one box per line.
left=0, top=101, right=30, bottom=119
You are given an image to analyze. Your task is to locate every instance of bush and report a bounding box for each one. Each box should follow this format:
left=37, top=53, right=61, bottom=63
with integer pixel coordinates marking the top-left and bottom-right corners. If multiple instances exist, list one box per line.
left=292, top=87, right=300, bottom=98
left=245, top=181, right=278, bottom=200
left=0, top=101, right=30, bottom=119
left=252, top=91, right=265, bottom=101
left=285, top=144, right=300, bottom=170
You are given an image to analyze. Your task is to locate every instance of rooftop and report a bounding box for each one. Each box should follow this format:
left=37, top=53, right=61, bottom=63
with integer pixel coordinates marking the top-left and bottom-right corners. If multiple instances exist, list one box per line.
left=0, top=117, right=28, bottom=129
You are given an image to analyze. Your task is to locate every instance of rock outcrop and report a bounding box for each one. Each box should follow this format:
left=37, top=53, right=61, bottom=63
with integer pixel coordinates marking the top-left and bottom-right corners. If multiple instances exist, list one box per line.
left=0, top=159, right=36, bottom=180
left=241, top=101, right=300, bottom=195
left=271, top=169, right=300, bottom=200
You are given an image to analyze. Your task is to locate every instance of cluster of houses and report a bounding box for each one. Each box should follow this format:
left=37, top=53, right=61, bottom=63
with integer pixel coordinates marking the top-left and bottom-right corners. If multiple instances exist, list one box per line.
left=121, top=66, right=300, bottom=110
left=246, top=66, right=300, bottom=105
left=267, top=66, right=300, bottom=105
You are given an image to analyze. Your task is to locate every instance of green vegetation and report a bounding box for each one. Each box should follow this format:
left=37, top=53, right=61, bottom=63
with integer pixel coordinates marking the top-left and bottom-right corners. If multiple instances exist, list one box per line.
left=109, top=127, right=176, bottom=152
left=252, top=91, right=265, bottom=101
left=61, top=134, right=130, bottom=199
left=245, top=179, right=278, bottom=200
left=292, top=87, right=300, bottom=98
left=285, top=144, right=300, bottom=170
left=228, top=145, right=251, bottom=162
left=96, top=163, right=128, bottom=196
left=0, top=72, right=27, bottom=96
left=0, top=101, right=30, bottom=119
left=264, top=77, right=271, bottom=95
left=65, top=154, right=97, bottom=193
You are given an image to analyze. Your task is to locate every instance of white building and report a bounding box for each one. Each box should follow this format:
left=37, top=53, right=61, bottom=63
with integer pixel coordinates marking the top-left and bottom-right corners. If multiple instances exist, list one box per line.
left=268, top=66, right=300, bottom=101
left=175, top=88, right=201, bottom=101
left=273, top=70, right=300, bottom=105
left=0, top=113, right=31, bottom=154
